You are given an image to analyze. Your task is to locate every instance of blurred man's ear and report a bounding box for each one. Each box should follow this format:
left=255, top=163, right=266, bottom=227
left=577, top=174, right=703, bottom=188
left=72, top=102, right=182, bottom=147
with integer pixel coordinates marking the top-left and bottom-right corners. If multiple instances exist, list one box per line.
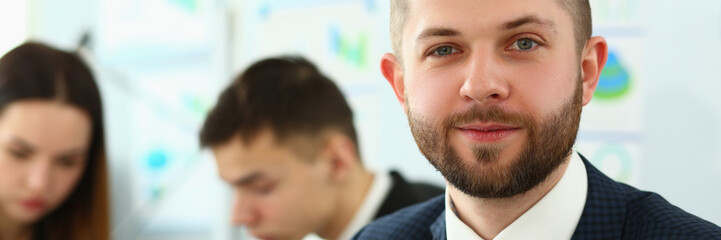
left=321, top=134, right=359, bottom=183
left=580, top=36, right=608, bottom=106
left=381, top=53, right=407, bottom=111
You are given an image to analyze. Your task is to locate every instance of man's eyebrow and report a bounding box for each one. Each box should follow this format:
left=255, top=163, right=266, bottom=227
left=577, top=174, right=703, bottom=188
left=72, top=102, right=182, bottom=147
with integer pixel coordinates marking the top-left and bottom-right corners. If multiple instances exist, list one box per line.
left=415, top=28, right=461, bottom=43
left=233, top=172, right=264, bottom=186
left=414, top=16, right=555, bottom=43
left=501, top=15, right=556, bottom=31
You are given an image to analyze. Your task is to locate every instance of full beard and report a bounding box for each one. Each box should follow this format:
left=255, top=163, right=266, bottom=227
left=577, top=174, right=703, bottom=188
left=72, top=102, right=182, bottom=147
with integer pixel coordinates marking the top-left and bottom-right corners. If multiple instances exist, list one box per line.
left=408, top=79, right=583, bottom=198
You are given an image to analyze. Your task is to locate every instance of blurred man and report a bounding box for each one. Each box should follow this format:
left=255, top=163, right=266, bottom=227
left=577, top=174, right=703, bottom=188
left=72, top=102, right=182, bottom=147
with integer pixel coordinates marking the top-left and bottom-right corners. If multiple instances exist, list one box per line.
left=199, top=56, right=442, bottom=240
left=353, top=0, right=721, bottom=239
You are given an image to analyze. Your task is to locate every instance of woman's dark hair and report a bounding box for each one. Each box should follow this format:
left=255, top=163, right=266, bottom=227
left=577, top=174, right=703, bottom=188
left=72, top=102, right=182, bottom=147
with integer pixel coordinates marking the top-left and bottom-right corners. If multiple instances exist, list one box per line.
left=0, top=42, right=109, bottom=240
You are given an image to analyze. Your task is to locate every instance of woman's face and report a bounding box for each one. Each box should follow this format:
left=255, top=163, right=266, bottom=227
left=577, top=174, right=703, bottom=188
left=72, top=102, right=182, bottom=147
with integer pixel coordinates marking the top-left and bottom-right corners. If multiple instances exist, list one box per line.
left=0, top=100, right=91, bottom=224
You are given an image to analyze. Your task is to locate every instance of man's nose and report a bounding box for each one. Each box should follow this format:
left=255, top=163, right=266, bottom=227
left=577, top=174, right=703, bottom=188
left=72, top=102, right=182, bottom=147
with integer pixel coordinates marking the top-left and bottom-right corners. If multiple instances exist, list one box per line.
left=459, top=48, right=511, bottom=105
left=231, top=193, right=258, bottom=226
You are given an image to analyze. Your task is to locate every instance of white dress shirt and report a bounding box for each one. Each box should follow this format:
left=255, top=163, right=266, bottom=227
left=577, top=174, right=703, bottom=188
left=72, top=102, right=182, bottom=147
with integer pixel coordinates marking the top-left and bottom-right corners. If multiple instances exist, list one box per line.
left=446, top=152, right=588, bottom=240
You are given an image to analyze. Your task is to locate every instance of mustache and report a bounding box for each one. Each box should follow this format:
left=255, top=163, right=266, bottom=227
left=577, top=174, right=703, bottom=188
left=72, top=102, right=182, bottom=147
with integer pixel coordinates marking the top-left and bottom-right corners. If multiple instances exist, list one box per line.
left=443, top=105, right=535, bottom=128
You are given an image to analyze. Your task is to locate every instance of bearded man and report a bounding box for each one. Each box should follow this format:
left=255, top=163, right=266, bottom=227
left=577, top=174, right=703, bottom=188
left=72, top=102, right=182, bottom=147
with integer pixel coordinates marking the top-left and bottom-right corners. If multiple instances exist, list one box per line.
left=353, top=0, right=721, bottom=239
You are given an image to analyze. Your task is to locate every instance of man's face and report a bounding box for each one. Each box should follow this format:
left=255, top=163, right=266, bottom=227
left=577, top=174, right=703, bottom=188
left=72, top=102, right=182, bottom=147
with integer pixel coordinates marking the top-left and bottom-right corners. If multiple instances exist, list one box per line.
left=394, top=0, right=591, bottom=198
left=213, top=130, right=335, bottom=240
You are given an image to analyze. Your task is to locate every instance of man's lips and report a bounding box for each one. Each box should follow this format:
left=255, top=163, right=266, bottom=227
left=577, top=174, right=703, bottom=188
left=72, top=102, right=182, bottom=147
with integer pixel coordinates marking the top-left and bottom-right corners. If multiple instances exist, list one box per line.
left=456, top=123, right=521, bottom=142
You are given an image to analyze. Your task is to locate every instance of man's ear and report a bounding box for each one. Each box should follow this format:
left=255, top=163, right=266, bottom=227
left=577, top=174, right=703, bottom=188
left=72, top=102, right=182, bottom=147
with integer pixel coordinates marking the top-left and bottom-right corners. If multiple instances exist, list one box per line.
left=380, top=53, right=407, bottom=110
left=322, top=134, right=359, bottom=183
left=580, top=36, right=608, bottom=106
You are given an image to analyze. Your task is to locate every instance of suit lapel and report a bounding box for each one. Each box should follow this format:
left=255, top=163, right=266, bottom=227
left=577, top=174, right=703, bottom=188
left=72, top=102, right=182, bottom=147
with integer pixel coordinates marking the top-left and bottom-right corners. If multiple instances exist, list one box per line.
left=571, top=155, right=627, bottom=239
left=431, top=209, right=447, bottom=240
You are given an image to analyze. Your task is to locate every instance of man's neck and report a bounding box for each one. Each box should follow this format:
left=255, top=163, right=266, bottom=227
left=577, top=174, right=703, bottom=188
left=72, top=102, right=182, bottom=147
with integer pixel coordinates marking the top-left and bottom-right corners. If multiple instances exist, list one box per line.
left=449, top=156, right=572, bottom=240
left=0, top=212, right=33, bottom=240
left=317, top=168, right=374, bottom=240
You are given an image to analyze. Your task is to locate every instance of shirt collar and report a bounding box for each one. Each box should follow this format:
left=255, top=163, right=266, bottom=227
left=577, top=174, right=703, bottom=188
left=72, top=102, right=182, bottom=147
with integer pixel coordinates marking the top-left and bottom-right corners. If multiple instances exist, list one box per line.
left=445, top=152, right=588, bottom=240
left=338, top=169, right=393, bottom=240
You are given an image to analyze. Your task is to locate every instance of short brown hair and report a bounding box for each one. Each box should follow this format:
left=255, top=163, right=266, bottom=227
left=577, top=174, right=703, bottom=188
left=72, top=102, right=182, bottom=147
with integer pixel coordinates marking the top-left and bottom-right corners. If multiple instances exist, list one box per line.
left=390, top=0, right=592, bottom=58
left=199, top=56, right=359, bottom=158
left=0, top=42, right=109, bottom=240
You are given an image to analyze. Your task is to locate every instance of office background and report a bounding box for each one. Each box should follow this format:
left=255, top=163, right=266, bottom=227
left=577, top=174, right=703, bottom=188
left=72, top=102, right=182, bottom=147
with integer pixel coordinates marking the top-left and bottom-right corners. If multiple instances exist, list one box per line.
left=1, top=0, right=720, bottom=239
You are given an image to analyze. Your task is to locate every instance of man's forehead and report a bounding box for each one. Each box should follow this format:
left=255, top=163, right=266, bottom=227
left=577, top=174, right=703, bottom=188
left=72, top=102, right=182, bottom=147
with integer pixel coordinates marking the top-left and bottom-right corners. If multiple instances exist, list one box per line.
left=215, top=151, right=282, bottom=186
left=213, top=138, right=272, bottom=176
left=406, top=0, right=568, bottom=35
left=213, top=130, right=281, bottom=162
left=213, top=134, right=314, bottom=184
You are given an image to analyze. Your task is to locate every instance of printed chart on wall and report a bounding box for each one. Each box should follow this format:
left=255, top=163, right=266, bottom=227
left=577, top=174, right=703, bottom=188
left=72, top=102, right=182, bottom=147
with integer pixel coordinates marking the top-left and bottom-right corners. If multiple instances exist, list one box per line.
left=237, top=0, right=387, bottom=169
left=577, top=0, right=646, bottom=185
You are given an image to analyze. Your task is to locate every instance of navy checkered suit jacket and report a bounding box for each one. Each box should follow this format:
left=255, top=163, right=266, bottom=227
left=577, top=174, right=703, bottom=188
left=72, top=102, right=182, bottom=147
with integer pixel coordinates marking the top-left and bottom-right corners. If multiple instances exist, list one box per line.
left=353, top=155, right=721, bottom=239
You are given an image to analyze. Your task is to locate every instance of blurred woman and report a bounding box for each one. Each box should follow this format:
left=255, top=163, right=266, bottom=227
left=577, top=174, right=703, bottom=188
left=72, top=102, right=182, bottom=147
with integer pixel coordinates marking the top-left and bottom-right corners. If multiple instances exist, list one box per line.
left=0, top=42, right=109, bottom=240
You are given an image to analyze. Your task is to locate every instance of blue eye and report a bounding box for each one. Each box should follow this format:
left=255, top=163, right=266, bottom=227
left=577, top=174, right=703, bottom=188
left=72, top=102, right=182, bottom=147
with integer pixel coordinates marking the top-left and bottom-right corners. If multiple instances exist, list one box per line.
left=432, top=46, right=458, bottom=56
left=511, top=38, right=538, bottom=51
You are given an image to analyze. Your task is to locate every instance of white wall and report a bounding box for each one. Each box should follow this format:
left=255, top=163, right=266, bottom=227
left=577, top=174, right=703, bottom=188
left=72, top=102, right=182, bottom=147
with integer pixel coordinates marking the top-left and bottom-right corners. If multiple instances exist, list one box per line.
left=641, top=0, right=721, bottom=225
